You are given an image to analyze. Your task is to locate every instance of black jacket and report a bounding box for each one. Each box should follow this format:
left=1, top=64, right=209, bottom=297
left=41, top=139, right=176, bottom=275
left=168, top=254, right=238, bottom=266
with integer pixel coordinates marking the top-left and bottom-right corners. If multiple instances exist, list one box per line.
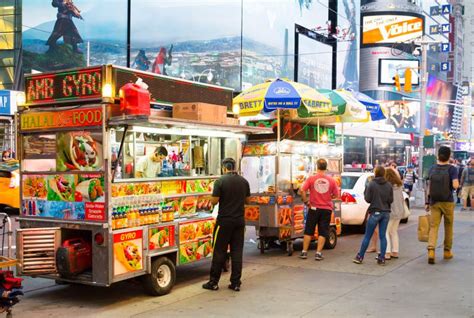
left=364, top=177, right=393, bottom=213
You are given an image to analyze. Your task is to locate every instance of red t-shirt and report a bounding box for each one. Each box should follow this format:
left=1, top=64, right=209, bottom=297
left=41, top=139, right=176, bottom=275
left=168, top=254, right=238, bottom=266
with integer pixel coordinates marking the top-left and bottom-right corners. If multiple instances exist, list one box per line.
left=301, top=173, right=338, bottom=210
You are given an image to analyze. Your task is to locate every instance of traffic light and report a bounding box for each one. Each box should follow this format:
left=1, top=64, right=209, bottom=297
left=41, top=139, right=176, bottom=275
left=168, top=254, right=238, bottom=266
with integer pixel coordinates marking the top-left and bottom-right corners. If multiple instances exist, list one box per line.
left=393, top=74, right=401, bottom=91
left=404, top=68, right=412, bottom=93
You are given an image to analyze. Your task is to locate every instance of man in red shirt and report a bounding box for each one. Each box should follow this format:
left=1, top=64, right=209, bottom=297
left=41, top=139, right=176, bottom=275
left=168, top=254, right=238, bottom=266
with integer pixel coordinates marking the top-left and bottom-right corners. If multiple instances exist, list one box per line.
left=299, top=158, right=338, bottom=260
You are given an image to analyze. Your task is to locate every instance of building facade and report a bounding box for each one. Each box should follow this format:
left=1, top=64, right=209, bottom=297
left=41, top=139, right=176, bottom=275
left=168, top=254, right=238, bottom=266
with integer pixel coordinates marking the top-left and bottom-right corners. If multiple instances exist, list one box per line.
left=0, top=0, right=21, bottom=90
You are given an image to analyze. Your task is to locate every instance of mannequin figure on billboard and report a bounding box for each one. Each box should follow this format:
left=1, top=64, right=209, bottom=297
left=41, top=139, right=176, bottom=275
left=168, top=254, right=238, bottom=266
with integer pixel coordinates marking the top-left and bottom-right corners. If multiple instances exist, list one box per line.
left=152, top=45, right=173, bottom=75
left=46, top=0, right=84, bottom=54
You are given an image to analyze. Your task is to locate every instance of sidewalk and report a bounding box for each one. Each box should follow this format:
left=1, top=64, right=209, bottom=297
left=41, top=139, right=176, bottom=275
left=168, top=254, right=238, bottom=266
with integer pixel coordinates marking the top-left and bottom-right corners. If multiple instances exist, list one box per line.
left=14, top=208, right=474, bottom=318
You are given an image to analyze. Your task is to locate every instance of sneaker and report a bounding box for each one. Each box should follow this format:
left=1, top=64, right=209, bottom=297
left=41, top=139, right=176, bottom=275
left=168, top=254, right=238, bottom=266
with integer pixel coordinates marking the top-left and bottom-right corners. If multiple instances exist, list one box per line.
left=377, top=258, right=385, bottom=266
left=315, top=252, right=324, bottom=261
left=228, top=284, right=240, bottom=292
left=353, top=254, right=363, bottom=264
left=428, top=249, right=435, bottom=264
left=202, top=281, right=219, bottom=291
left=443, top=250, right=453, bottom=260
left=299, top=251, right=308, bottom=259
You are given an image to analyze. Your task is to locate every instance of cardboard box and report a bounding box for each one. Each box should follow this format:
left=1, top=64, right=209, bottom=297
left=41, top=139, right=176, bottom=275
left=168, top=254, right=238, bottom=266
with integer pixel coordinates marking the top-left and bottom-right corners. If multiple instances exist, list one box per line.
left=173, top=103, right=227, bottom=124
left=226, top=117, right=239, bottom=125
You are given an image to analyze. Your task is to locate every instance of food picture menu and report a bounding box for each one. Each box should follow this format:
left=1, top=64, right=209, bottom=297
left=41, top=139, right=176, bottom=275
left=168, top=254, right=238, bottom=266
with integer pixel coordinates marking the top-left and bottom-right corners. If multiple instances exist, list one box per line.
left=113, top=229, right=144, bottom=276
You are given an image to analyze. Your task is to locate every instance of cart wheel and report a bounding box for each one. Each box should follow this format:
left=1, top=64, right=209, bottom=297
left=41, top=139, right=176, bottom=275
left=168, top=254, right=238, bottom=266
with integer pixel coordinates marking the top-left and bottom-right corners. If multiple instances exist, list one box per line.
left=143, top=256, right=176, bottom=296
left=258, top=238, right=265, bottom=254
left=324, top=227, right=337, bottom=250
left=287, top=241, right=294, bottom=256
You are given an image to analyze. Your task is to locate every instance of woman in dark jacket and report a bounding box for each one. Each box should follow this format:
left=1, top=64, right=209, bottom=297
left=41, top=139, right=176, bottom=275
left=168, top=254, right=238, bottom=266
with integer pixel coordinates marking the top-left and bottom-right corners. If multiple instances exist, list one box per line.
left=353, top=166, right=393, bottom=265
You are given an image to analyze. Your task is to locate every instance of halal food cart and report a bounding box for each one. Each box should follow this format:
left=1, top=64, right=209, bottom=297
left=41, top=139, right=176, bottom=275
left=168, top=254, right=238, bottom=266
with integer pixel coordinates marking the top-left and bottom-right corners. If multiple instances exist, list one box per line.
left=16, top=65, right=270, bottom=295
left=241, top=118, right=343, bottom=255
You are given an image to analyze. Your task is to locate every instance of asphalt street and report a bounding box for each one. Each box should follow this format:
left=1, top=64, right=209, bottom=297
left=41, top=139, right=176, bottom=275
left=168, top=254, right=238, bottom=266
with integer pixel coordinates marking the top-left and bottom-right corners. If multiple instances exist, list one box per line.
left=12, top=208, right=474, bottom=318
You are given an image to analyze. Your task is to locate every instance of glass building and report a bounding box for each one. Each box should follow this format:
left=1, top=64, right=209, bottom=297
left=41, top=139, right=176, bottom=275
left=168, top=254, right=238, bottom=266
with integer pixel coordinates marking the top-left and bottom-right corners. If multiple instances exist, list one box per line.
left=0, top=0, right=21, bottom=90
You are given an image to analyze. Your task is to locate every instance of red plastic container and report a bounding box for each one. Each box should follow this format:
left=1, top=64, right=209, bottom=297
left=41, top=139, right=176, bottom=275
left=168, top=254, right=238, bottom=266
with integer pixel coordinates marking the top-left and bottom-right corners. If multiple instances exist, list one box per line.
left=119, top=82, right=151, bottom=116
left=56, top=238, right=92, bottom=276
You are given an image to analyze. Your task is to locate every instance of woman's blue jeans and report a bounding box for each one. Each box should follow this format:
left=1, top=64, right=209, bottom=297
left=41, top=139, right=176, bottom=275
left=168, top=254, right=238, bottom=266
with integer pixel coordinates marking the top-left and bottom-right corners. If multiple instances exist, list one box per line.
left=358, top=211, right=390, bottom=259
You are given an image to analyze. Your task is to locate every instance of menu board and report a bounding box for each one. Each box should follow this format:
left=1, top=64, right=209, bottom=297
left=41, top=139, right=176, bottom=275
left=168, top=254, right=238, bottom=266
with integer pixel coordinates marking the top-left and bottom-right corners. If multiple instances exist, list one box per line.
left=178, top=219, right=214, bottom=265
left=57, top=131, right=103, bottom=172
left=23, top=134, right=56, bottom=159
left=113, top=229, right=144, bottom=276
left=22, top=173, right=106, bottom=221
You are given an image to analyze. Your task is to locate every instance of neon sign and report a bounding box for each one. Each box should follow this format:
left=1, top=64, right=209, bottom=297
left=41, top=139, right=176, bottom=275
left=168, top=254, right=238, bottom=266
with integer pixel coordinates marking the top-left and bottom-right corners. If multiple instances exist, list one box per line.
left=25, top=67, right=103, bottom=105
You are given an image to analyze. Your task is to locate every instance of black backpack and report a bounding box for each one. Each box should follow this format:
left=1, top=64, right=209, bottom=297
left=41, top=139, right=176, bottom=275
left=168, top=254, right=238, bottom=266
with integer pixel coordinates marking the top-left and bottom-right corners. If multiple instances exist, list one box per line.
left=429, top=165, right=452, bottom=202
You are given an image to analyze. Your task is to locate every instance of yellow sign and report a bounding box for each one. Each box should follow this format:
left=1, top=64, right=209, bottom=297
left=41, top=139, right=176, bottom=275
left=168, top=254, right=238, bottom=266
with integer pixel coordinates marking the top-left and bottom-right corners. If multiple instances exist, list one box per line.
left=20, top=108, right=102, bottom=131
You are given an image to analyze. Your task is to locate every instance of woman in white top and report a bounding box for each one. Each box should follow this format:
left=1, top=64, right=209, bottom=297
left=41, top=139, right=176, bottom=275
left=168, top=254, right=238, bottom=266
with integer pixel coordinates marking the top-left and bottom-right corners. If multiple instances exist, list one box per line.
left=385, top=168, right=405, bottom=259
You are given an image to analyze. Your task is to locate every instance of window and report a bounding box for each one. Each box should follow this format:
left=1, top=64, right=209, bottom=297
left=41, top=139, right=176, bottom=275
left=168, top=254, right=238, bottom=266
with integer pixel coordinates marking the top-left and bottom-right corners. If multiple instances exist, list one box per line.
left=341, top=176, right=359, bottom=190
left=0, top=51, right=13, bottom=66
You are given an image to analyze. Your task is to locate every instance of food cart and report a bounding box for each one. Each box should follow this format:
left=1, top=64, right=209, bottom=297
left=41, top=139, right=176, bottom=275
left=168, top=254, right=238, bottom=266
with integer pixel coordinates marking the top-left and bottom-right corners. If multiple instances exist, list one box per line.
left=15, top=65, right=270, bottom=295
left=241, top=118, right=343, bottom=255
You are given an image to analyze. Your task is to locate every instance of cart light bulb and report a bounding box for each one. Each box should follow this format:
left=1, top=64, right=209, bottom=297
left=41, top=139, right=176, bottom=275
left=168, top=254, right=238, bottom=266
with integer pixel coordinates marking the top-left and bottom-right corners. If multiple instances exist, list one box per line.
left=232, top=103, right=240, bottom=115
left=94, top=233, right=104, bottom=245
left=16, top=92, right=26, bottom=106
left=102, top=83, right=113, bottom=98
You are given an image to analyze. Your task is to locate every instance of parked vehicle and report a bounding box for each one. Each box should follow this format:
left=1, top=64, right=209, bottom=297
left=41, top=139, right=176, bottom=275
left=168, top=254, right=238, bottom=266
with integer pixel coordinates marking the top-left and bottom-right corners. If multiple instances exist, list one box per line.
left=341, top=172, right=409, bottom=231
left=0, top=166, right=20, bottom=214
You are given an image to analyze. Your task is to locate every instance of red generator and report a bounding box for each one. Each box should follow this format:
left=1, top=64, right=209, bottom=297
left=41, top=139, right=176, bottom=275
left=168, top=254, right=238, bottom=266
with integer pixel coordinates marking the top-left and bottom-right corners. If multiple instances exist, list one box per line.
left=56, top=238, right=92, bottom=276
left=119, top=79, right=151, bottom=116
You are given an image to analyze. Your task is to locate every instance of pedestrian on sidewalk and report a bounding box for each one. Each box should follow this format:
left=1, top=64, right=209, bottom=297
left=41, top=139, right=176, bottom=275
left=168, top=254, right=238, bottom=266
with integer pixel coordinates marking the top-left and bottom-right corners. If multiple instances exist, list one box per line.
left=299, top=158, right=339, bottom=261
left=353, top=166, right=393, bottom=265
left=403, top=164, right=417, bottom=196
left=385, top=168, right=405, bottom=260
left=426, top=146, right=459, bottom=264
left=460, top=160, right=474, bottom=211
left=202, top=158, right=250, bottom=292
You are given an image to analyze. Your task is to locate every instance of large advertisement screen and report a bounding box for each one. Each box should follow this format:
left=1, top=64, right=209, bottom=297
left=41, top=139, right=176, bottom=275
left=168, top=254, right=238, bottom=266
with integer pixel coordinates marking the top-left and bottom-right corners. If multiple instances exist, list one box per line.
left=362, top=13, right=424, bottom=46
left=425, top=75, right=456, bottom=133
left=297, top=35, right=333, bottom=89
left=379, top=59, right=420, bottom=85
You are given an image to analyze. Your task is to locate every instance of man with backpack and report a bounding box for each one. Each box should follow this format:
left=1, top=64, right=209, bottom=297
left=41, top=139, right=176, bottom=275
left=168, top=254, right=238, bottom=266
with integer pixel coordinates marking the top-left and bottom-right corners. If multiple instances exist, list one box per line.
left=460, top=160, right=474, bottom=211
left=426, top=146, right=459, bottom=264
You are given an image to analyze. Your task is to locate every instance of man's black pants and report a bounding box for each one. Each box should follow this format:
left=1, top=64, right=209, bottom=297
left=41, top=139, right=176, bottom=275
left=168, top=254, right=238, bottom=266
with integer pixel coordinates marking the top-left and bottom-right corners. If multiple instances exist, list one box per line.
left=209, top=222, right=245, bottom=286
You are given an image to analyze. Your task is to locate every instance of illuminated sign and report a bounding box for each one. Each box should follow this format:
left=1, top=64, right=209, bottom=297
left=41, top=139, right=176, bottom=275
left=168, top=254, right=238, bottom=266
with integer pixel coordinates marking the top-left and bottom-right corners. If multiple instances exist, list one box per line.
left=247, top=119, right=335, bottom=143
left=25, top=67, right=103, bottom=105
left=20, top=107, right=103, bottom=131
left=362, top=14, right=424, bottom=45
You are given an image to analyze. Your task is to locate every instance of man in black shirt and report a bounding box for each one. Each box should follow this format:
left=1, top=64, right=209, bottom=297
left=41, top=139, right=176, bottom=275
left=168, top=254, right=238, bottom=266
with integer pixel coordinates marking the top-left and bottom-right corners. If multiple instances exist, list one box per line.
left=202, top=158, right=250, bottom=292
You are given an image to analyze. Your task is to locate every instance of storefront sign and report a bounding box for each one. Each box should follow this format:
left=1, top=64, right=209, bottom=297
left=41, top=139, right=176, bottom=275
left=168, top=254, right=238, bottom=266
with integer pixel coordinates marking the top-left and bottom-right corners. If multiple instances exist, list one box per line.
left=25, top=67, right=102, bottom=105
left=0, top=90, right=17, bottom=115
left=113, top=229, right=143, bottom=275
left=20, top=107, right=102, bottom=131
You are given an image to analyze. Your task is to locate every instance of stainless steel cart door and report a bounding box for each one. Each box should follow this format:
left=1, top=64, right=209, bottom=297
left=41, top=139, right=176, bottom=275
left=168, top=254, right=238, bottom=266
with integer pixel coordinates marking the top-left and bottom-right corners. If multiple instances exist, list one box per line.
left=17, top=228, right=61, bottom=275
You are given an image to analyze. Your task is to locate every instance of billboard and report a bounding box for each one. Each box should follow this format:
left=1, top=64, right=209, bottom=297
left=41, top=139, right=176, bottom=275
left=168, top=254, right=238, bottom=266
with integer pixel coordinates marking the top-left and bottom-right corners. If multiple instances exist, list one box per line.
left=297, top=35, right=333, bottom=89
left=378, top=59, right=420, bottom=85
left=425, top=75, right=456, bottom=133
left=362, top=13, right=424, bottom=46
left=382, top=100, right=420, bottom=134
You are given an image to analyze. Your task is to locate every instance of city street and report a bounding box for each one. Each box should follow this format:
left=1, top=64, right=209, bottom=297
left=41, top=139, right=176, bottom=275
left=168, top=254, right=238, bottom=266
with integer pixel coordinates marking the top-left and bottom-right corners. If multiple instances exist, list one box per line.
left=14, top=208, right=474, bottom=318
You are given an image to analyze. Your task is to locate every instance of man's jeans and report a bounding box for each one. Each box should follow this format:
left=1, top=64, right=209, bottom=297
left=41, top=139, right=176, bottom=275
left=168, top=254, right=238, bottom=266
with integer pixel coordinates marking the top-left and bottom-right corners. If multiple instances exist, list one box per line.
left=428, top=202, right=455, bottom=251
left=358, top=211, right=390, bottom=258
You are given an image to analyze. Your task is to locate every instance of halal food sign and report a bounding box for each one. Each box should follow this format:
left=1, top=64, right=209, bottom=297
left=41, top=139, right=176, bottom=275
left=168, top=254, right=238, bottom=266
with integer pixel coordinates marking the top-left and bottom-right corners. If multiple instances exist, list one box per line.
left=21, top=107, right=103, bottom=131
left=25, top=67, right=103, bottom=105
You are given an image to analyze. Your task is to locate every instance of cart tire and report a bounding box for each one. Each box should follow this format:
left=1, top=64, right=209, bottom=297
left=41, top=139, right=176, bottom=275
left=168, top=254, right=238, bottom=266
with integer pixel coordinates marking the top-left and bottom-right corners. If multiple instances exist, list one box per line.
left=324, top=227, right=337, bottom=250
left=287, top=241, right=294, bottom=256
left=258, top=238, right=265, bottom=254
left=143, top=256, right=176, bottom=296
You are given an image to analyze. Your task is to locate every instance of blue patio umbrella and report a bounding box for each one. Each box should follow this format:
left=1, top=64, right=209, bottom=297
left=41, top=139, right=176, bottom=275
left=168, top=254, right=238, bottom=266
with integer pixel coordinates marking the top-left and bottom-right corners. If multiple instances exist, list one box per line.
left=350, top=90, right=386, bottom=121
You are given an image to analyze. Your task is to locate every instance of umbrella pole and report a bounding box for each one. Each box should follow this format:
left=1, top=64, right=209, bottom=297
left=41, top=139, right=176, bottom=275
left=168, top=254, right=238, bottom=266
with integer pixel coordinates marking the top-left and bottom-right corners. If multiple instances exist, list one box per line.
left=341, top=122, right=345, bottom=165
left=317, top=118, right=320, bottom=144
left=276, top=108, right=280, bottom=194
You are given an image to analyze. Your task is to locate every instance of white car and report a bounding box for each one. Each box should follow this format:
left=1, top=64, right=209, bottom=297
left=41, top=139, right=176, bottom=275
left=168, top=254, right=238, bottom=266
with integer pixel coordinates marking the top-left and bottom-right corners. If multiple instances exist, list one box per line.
left=341, top=172, right=409, bottom=228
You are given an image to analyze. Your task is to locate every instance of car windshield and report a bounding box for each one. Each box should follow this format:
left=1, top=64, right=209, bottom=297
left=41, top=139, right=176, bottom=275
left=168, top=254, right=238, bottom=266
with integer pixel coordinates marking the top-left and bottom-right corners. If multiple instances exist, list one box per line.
left=342, top=176, right=359, bottom=189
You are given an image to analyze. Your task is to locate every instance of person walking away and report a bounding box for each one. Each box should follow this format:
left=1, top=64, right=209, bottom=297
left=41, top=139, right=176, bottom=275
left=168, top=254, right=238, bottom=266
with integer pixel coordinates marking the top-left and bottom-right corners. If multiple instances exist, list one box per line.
left=353, top=166, right=393, bottom=265
left=426, top=146, right=459, bottom=264
left=403, top=164, right=417, bottom=196
left=456, top=160, right=464, bottom=204
left=385, top=168, right=405, bottom=260
left=203, top=158, right=250, bottom=291
left=299, top=158, right=339, bottom=261
left=460, top=160, right=474, bottom=211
